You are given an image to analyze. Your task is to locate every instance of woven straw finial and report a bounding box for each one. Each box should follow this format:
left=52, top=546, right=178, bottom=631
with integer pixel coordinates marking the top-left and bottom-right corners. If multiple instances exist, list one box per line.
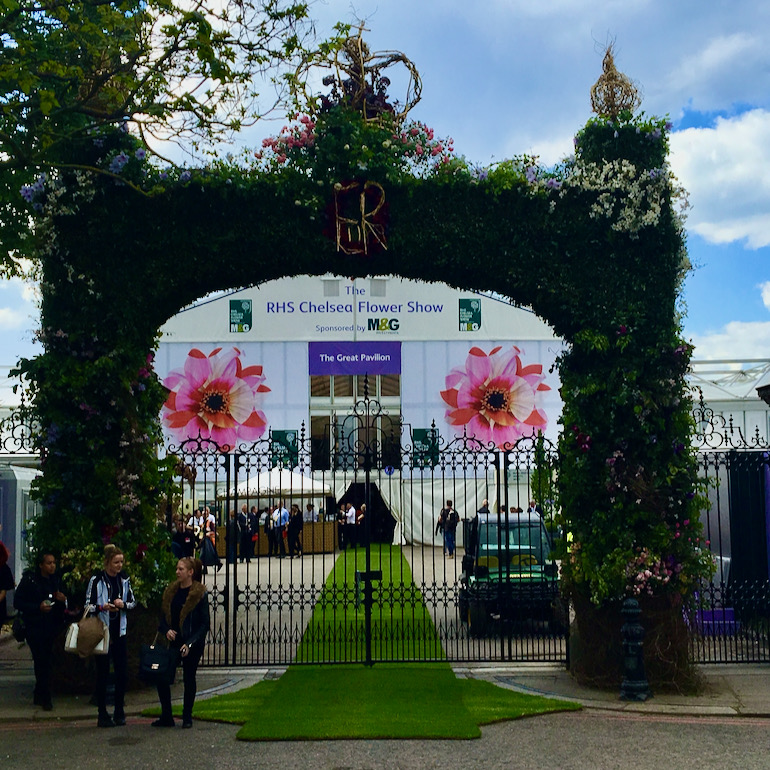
left=590, top=45, right=641, bottom=120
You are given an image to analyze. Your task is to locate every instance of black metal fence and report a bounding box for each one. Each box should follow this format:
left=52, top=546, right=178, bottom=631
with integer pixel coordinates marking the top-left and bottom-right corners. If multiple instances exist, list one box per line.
left=4, top=391, right=770, bottom=667
left=690, top=396, right=770, bottom=663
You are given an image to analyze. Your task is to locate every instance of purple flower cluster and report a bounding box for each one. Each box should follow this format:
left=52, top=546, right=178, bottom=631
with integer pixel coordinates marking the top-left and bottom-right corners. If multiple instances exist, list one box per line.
left=109, top=152, right=129, bottom=173
left=20, top=173, right=46, bottom=203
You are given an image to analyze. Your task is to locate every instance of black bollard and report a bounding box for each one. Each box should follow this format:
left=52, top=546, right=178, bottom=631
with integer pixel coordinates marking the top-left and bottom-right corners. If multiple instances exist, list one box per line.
left=620, top=597, right=651, bottom=701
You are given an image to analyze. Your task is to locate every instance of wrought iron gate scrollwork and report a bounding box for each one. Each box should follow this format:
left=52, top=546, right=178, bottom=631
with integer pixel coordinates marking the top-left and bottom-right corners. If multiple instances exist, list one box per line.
left=163, top=390, right=567, bottom=667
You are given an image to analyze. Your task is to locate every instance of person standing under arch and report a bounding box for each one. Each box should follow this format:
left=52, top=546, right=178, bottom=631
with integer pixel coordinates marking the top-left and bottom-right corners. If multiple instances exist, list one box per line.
left=86, top=544, right=135, bottom=728
left=154, top=557, right=210, bottom=728
left=14, top=551, right=67, bottom=711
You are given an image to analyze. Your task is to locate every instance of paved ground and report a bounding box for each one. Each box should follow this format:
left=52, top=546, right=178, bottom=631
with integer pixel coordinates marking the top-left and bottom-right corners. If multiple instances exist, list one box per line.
left=3, top=625, right=770, bottom=769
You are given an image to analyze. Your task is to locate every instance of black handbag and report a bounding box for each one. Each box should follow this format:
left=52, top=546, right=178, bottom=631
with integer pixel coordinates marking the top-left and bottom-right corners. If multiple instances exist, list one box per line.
left=138, top=635, right=178, bottom=685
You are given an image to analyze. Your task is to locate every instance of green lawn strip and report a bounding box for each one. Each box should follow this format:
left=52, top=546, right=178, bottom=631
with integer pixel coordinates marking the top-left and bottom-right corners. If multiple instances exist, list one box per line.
left=141, top=678, right=279, bottom=723
left=296, top=545, right=443, bottom=662
left=173, top=665, right=581, bottom=740
left=236, top=664, right=476, bottom=740
left=457, top=677, right=581, bottom=725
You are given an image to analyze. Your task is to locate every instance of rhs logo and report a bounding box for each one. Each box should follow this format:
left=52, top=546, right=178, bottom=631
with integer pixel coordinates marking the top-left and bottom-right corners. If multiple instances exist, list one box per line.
left=367, top=318, right=400, bottom=332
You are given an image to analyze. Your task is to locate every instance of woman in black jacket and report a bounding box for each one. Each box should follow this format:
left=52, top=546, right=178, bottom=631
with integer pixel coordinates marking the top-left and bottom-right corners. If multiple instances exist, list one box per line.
left=153, top=557, right=210, bottom=728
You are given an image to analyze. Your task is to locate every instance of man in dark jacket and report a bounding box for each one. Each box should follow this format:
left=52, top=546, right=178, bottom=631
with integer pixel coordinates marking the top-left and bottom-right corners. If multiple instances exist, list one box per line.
left=14, top=552, right=68, bottom=710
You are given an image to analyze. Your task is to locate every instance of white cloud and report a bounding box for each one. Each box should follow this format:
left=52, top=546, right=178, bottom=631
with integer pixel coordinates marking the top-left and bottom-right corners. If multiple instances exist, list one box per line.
left=0, top=306, right=26, bottom=330
left=669, top=109, right=770, bottom=248
left=690, top=320, right=770, bottom=360
left=761, top=281, right=770, bottom=311
left=663, top=33, right=769, bottom=111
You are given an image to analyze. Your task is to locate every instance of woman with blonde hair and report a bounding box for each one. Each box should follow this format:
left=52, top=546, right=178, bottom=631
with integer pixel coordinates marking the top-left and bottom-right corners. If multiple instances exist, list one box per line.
left=153, top=556, right=209, bottom=728
left=86, top=544, right=136, bottom=728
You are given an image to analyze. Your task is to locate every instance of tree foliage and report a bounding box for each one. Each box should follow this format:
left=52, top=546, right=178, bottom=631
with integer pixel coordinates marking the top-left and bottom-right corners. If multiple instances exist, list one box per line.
left=0, top=0, right=327, bottom=273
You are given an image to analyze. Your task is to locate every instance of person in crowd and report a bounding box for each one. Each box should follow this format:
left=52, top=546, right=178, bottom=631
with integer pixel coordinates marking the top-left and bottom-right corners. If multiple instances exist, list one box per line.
left=154, top=556, right=210, bottom=729
left=14, top=551, right=67, bottom=711
left=303, top=502, right=317, bottom=523
left=226, top=508, right=239, bottom=564
left=0, top=540, right=15, bottom=628
left=247, top=506, right=259, bottom=559
left=437, top=500, right=460, bottom=558
left=287, top=504, right=303, bottom=558
left=436, top=500, right=460, bottom=558
left=186, top=508, right=206, bottom=541
left=356, top=504, right=367, bottom=547
left=435, top=503, right=447, bottom=555
left=345, top=502, right=358, bottom=549
left=265, top=505, right=276, bottom=556
left=478, top=499, right=490, bottom=514
left=273, top=501, right=289, bottom=558
left=199, top=515, right=222, bottom=573
left=527, top=499, right=544, bottom=516
left=86, top=544, right=135, bottom=727
left=171, top=516, right=195, bottom=558
left=336, top=504, right=347, bottom=550
left=238, top=504, right=251, bottom=563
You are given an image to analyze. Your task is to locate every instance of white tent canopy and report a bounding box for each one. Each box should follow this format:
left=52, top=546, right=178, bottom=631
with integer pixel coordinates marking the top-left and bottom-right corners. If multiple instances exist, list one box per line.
left=227, top=468, right=331, bottom=499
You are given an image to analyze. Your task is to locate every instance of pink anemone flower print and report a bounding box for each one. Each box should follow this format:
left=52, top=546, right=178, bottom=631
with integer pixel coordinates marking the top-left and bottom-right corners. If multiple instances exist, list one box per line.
left=440, top=346, right=550, bottom=449
left=162, top=347, right=270, bottom=450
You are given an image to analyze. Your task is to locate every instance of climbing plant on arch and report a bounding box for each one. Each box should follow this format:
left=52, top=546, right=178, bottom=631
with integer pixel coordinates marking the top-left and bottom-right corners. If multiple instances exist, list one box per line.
left=17, top=43, right=711, bottom=687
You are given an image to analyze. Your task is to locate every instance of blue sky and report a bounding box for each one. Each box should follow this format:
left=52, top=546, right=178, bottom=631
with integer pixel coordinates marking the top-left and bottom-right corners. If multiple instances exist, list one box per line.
left=2, top=0, right=769, bottom=398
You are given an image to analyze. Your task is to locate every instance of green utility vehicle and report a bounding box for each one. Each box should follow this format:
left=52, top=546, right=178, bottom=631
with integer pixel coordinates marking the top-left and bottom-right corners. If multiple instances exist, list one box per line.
left=459, top=511, right=562, bottom=636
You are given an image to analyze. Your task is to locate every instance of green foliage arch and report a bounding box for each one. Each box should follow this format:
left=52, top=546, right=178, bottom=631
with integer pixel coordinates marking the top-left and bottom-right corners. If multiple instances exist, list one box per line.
left=17, top=104, right=709, bottom=641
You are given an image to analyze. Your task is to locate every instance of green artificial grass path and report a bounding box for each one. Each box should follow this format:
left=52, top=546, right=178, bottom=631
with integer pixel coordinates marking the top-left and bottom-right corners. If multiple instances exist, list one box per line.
left=181, top=664, right=580, bottom=740
left=295, top=545, right=442, bottom=663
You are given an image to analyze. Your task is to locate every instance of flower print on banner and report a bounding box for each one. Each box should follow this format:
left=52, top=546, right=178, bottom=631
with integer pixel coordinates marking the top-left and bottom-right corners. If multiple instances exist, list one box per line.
left=440, top=346, right=550, bottom=449
left=162, top=347, right=270, bottom=450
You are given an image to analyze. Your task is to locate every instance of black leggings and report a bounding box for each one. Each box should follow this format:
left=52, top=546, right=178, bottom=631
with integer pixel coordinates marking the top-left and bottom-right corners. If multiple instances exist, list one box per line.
left=156, top=645, right=204, bottom=721
left=95, top=634, right=127, bottom=716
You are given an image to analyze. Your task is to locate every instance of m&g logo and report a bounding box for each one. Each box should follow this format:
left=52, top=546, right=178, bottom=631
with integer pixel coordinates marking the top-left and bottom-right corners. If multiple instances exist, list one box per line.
left=367, top=318, right=400, bottom=332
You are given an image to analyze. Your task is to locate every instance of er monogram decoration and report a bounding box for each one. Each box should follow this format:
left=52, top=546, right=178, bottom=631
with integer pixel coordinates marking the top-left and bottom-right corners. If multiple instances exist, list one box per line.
left=333, top=180, right=387, bottom=255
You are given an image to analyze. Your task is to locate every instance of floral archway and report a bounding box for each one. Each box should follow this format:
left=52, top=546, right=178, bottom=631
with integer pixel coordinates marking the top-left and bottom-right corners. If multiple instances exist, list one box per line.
left=17, top=39, right=710, bottom=686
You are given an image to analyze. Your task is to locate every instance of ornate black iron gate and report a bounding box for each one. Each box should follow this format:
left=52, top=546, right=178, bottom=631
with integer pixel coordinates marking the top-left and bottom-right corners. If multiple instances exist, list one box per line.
left=690, top=396, right=770, bottom=663
left=165, top=394, right=566, bottom=666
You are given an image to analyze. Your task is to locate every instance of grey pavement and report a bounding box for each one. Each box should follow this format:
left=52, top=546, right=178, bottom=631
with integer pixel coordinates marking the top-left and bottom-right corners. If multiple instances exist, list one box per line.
left=2, top=625, right=770, bottom=724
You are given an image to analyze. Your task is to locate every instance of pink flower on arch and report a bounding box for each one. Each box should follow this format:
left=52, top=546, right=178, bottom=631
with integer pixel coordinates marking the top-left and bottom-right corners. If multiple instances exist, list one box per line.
left=162, top=347, right=270, bottom=449
left=440, top=346, right=550, bottom=448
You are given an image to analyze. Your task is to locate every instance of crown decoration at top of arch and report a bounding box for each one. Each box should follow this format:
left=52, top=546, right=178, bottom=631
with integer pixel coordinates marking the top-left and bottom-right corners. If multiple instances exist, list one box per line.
left=291, top=23, right=422, bottom=127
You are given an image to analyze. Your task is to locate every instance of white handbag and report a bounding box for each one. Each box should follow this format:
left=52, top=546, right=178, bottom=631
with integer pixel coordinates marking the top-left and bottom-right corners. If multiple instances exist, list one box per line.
left=64, top=607, right=110, bottom=657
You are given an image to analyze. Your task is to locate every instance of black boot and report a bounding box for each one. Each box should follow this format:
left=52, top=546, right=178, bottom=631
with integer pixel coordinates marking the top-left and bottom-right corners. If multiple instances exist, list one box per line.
left=98, top=712, right=116, bottom=728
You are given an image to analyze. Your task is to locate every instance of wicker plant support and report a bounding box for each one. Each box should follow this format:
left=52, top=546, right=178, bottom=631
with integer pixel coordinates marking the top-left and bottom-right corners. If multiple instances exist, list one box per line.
left=590, top=45, right=642, bottom=120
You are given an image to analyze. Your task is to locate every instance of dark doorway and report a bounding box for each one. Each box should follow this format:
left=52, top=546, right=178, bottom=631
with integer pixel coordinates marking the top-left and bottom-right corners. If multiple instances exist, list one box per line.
left=338, top=482, right=396, bottom=544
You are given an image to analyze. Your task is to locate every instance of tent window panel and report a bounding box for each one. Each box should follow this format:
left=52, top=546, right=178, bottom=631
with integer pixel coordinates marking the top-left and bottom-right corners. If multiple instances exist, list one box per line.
left=333, top=375, right=353, bottom=398
left=310, top=375, right=330, bottom=398
left=310, top=374, right=331, bottom=398
left=380, top=374, right=400, bottom=397
left=310, top=415, right=331, bottom=471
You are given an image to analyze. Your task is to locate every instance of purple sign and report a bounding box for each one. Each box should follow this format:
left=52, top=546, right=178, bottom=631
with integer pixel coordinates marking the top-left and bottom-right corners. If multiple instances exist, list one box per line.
left=309, top=341, right=401, bottom=375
